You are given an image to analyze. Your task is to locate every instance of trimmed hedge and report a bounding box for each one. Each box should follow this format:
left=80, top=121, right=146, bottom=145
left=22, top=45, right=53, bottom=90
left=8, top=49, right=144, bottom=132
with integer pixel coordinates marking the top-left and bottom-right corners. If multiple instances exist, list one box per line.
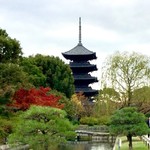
left=79, top=116, right=110, bottom=126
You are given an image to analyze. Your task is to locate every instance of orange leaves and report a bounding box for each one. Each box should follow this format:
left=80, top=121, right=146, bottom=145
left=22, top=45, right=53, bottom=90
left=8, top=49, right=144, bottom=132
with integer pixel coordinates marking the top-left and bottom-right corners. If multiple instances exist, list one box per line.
left=9, top=87, right=63, bottom=110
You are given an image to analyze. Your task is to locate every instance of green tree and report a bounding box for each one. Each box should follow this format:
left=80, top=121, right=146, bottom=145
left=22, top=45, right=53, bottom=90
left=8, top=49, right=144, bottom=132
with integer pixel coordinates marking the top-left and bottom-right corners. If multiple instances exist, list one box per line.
left=109, top=107, right=149, bottom=150
left=0, top=86, right=15, bottom=117
left=132, top=86, right=150, bottom=114
left=8, top=106, right=76, bottom=150
left=20, top=57, right=46, bottom=87
left=0, top=117, right=12, bottom=144
left=0, top=63, right=32, bottom=116
left=101, top=52, right=150, bottom=106
left=99, top=87, right=120, bottom=101
left=21, top=54, right=75, bottom=98
left=0, top=28, right=23, bottom=63
left=94, top=87, right=120, bottom=116
left=48, top=89, right=76, bottom=121
left=0, top=63, right=32, bottom=89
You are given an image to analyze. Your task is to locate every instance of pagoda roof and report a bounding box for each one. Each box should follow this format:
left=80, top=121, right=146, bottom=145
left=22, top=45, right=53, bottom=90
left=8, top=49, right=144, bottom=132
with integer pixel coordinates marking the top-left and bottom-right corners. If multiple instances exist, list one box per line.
left=75, top=87, right=98, bottom=97
left=73, top=74, right=98, bottom=81
left=62, top=43, right=96, bottom=56
left=70, top=62, right=97, bottom=68
left=71, top=65, right=97, bottom=73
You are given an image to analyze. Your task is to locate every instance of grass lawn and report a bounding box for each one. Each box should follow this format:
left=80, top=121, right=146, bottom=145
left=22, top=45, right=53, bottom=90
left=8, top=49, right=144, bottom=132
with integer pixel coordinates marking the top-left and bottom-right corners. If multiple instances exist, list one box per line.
left=115, top=136, right=148, bottom=150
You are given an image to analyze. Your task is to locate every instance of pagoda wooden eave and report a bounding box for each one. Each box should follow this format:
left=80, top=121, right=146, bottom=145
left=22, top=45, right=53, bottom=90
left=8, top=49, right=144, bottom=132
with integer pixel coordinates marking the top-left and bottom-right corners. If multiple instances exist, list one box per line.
left=62, top=43, right=97, bottom=61
left=73, top=74, right=98, bottom=80
left=62, top=53, right=96, bottom=61
left=75, top=87, right=98, bottom=97
left=70, top=62, right=97, bottom=67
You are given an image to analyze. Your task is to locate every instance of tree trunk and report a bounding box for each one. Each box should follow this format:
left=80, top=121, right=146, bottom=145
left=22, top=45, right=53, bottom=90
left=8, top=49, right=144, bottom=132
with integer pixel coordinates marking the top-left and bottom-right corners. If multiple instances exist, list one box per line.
left=44, top=144, right=48, bottom=150
left=127, top=87, right=132, bottom=106
left=127, top=134, right=132, bottom=150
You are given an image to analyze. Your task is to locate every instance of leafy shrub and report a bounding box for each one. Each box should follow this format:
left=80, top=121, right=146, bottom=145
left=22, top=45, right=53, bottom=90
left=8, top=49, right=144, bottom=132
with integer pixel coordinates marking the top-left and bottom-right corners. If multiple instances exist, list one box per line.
left=0, top=117, right=12, bottom=144
left=98, top=116, right=110, bottom=125
left=64, top=131, right=77, bottom=141
left=80, top=116, right=110, bottom=126
left=80, top=117, right=99, bottom=126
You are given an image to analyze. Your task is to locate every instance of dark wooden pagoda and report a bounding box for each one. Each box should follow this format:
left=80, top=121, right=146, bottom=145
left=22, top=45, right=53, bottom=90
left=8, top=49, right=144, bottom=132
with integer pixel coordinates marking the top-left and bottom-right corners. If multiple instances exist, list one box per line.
left=62, top=18, right=98, bottom=97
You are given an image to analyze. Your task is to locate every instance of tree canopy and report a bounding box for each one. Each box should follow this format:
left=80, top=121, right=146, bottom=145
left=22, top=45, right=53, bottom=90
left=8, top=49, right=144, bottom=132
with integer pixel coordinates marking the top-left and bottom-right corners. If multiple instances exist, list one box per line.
left=109, top=107, right=150, bottom=150
left=0, top=63, right=32, bottom=109
left=99, top=87, right=120, bottom=102
left=95, top=87, right=120, bottom=116
left=0, top=63, right=30, bottom=119
left=9, top=87, right=63, bottom=110
left=20, top=54, right=75, bottom=98
left=101, top=51, right=150, bottom=106
left=20, top=57, right=46, bottom=87
left=132, top=86, right=150, bottom=114
left=0, top=63, right=31, bottom=89
left=8, top=106, right=76, bottom=149
left=0, top=28, right=23, bottom=63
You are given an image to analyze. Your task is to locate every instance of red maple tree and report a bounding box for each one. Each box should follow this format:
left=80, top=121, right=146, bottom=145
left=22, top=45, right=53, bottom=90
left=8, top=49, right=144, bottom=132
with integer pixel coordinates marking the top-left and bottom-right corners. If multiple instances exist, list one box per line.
left=9, top=87, right=64, bottom=110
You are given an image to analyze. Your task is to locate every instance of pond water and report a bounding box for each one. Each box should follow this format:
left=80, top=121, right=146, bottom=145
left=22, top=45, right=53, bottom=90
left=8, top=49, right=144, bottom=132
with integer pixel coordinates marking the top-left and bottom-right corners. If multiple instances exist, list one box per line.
left=57, top=142, right=113, bottom=150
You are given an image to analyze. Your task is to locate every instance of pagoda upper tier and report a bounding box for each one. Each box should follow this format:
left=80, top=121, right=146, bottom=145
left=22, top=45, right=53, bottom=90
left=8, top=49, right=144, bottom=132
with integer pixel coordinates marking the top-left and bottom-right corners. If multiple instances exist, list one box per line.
left=62, top=43, right=97, bottom=61
left=69, top=61, right=97, bottom=73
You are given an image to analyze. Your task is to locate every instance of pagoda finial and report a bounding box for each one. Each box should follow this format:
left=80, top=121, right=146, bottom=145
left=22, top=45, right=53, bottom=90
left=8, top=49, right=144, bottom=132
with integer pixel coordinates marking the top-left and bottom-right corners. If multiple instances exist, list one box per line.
left=79, top=17, right=82, bottom=45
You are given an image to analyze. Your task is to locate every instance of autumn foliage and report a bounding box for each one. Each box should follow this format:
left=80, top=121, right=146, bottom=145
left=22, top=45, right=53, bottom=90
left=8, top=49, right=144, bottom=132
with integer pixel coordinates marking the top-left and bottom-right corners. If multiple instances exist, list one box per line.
left=9, top=87, right=63, bottom=110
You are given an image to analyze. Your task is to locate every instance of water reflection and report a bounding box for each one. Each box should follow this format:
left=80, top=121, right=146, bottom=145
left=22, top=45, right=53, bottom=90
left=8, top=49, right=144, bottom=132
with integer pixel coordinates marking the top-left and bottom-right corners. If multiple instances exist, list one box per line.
left=58, top=142, right=113, bottom=150
left=91, top=143, right=112, bottom=150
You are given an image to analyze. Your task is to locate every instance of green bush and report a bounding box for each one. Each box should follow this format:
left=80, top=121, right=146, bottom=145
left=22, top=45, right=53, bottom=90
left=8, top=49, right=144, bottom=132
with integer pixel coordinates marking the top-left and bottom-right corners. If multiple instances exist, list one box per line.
left=80, top=117, right=99, bottom=126
left=80, top=116, right=110, bottom=126
left=98, top=116, right=110, bottom=125
left=145, top=113, right=150, bottom=118
left=0, top=117, right=12, bottom=144
left=64, top=131, right=77, bottom=141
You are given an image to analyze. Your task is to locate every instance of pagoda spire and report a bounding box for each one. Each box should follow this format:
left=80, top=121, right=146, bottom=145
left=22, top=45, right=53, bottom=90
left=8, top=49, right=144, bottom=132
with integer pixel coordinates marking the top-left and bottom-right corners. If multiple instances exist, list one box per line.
left=79, top=17, right=82, bottom=45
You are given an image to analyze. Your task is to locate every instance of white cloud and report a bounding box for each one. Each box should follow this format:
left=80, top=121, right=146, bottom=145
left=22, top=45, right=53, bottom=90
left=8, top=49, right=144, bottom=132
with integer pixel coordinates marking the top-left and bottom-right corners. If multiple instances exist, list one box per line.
left=83, top=24, right=121, bottom=43
left=123, top=44, right=150, bottom=56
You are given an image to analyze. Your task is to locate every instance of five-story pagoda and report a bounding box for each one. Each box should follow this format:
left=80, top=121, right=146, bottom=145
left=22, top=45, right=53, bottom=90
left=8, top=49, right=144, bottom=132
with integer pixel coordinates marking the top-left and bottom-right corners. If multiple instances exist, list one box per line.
left=62, top=18, right=98, bottom=97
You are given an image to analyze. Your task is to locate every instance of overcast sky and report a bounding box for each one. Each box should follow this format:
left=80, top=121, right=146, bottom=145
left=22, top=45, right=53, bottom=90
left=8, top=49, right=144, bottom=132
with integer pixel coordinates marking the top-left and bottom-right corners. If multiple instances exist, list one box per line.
left=1, top=0, right=150, bottom=89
